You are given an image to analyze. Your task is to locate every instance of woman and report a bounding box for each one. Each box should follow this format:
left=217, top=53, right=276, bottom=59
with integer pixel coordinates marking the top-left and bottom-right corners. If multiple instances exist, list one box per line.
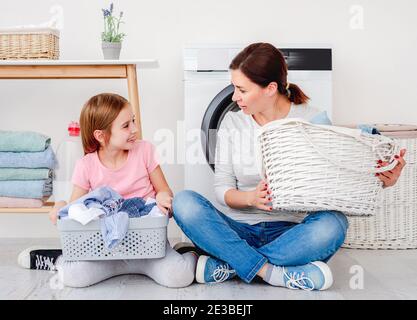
left=173, top=42, right=406, bottom=291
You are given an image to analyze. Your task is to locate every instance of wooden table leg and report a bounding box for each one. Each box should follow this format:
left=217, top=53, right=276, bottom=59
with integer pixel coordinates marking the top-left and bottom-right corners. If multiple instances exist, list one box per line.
left=126, top=64, right=143, bottom=139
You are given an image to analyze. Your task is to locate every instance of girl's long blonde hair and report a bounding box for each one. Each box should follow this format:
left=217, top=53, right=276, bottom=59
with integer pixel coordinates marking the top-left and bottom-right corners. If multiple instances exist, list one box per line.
left=79, top=93, right=129, bottom=154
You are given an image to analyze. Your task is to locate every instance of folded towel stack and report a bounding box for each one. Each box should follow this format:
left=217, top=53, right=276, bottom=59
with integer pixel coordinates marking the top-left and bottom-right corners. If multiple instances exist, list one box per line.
left=0, top=130, right=57, bottom=208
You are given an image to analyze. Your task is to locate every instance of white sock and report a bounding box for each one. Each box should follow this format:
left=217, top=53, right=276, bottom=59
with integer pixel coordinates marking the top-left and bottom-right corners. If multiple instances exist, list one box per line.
left=262, top=263, right=285, bottom=287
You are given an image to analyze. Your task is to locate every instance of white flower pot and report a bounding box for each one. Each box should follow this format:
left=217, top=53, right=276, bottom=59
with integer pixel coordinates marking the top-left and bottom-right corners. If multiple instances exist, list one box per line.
left=102, top=41, right=122, bottom=60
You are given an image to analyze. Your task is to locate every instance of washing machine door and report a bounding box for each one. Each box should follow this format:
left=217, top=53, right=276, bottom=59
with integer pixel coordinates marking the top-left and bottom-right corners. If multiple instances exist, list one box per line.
left=201, top=84, right=240, bottom=171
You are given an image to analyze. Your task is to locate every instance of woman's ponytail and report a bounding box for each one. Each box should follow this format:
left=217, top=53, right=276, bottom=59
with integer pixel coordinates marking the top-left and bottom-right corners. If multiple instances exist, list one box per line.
left=287, top=83, right=309, bottom=105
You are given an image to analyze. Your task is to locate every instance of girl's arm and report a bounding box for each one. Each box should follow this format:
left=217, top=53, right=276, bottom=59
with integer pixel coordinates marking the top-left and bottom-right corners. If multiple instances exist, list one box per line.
left=49, top=185, right=89, bottom=224
left=149, top=165, right=173, bottom=216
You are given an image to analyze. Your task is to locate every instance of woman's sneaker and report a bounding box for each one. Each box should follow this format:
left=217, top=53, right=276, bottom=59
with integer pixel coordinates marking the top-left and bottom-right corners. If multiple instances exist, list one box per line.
left=196, top=255, right=236, bottom=284
left=281, top=261, right=333, bottom=291
left=17, top=246, right=62, bottom=271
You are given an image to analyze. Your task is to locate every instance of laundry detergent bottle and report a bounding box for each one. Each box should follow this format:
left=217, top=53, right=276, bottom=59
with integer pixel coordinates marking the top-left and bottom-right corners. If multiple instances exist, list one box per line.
left=53, top=121, right=84, bottom=202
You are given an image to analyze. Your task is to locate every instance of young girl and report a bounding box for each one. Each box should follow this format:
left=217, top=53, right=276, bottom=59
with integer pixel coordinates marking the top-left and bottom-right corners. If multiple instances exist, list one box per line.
left=18, top=93, right=197, bottom=288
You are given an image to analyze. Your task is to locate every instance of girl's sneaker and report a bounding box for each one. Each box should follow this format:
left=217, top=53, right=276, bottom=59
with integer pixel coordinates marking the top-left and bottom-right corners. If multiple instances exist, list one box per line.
left=196, top=255, right=236, bottom=284
left=173, top=241, right=207, bottom=256
left=17, top=246, right=62, bottom=271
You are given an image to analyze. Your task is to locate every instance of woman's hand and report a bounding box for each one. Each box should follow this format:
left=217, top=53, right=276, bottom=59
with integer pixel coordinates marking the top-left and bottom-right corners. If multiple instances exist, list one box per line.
left=156, top=191, right=173, bottom=217
left=49, top=200, right=67, bottom=225
left=246, top=179, right=273, bottom=211
left=376, top=148, right=407, bottom=188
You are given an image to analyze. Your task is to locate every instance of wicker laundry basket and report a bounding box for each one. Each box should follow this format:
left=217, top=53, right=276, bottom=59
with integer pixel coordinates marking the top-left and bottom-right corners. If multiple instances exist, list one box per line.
left=343, top=125, right=417, bottom=249
left=256, top=118, right=400, bottom=216
left=57, top=215, right=168, bottom=261
left=0, top=27, right=59, bottom=60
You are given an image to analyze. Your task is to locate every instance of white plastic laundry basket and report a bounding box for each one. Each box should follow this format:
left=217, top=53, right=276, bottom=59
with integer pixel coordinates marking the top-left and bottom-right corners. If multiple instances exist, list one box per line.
left=57, top=215, right=168, bottom=261
left=256, top=118, right=400, bottom=216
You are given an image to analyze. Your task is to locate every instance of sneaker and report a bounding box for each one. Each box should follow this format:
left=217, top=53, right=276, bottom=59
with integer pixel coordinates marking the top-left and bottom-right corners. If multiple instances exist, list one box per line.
left=196, top=255, right=236, bottom=284
left=281, top=261, right=333, bottom=291
left=173, top=241, right=207, bottom=256
left=17, top=246, right=62, bottom=271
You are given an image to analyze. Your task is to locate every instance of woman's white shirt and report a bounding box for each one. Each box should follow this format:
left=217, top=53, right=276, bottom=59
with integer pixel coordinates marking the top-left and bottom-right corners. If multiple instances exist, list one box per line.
left=214, top=103, right=323, bottom=225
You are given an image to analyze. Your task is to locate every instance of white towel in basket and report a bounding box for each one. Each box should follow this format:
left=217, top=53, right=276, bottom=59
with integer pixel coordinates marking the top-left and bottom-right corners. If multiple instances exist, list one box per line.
left=67, top=203, right=104, bottom=225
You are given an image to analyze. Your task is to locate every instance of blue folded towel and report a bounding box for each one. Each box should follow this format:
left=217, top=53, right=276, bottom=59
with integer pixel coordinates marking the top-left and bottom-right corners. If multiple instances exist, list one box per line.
left=0, top=146, right=56, bottom=169
left=310, top=111, right=332, bottom=125
left=0, top=178, right=52, bottom=199
left=0, top=130, right=51, bottom=152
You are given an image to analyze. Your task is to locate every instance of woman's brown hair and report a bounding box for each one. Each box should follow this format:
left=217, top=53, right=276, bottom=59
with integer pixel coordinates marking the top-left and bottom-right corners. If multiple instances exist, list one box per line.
left=229, top=42, right=309, bottom=104
left=79, top=93, right=129, bottom=154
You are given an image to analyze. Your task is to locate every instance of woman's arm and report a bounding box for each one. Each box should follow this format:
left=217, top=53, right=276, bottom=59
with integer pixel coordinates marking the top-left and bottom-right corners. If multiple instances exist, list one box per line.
left=225, top=180, right=272, bottom=211
left=224, top=189, right=252, bottom=209
left=149, top=165, right=173, bottom=215
left=214, top=114, right=271, bottom=211
left=49, top=185, right=89, bottom=224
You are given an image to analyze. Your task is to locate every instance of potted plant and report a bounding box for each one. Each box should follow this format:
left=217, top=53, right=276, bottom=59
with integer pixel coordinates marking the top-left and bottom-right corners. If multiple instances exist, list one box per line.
left=101, top=3, right=126, bottom=59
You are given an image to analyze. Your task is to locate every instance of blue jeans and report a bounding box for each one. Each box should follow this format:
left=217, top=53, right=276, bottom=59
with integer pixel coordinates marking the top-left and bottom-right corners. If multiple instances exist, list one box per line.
left=172, top=190, right=349, bottom=283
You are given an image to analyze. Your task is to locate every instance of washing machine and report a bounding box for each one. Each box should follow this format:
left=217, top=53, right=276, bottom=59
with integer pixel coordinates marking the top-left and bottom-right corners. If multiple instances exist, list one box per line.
left=183, top=45, right=332, bottom=214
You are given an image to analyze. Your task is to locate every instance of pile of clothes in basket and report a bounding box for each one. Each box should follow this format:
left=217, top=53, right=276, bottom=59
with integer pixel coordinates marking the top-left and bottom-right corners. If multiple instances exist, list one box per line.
left=0, top=130, right=56, bottom=208
left=58, top=186, right=165, bottom=250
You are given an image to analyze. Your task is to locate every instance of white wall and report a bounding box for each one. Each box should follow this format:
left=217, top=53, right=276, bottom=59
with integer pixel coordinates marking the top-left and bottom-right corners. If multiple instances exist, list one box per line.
left=1, top=0, right=416, bottom=238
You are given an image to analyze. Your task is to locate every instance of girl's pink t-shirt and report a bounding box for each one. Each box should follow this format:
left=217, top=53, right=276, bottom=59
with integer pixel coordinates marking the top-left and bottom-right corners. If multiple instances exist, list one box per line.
left=71, top=140, right=159, bottom=199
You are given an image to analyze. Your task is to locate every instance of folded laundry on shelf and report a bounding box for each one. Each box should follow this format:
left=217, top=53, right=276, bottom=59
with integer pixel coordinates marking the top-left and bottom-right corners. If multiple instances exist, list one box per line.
left=0, top=178, right=52, bottom=199
left=0, top=196, right=44, bottom=208
left=0, top=168, right=52, bottom=181
left=0, top=130, right=51, bottom=152
left=0, top=146, right=56, bottom=169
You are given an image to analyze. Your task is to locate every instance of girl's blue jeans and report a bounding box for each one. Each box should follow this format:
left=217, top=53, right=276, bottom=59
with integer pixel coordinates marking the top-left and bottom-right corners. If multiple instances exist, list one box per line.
left=172, top=190, right=349, bottom=283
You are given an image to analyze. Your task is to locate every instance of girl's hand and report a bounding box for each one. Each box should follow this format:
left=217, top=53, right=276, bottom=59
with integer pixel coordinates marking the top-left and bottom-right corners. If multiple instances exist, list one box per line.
left=246, top=179, right=273, bottom=212
left=49, top=200, right=67, bottom=225
left=156, top=191, right=173, bottom=217
left=376, top=149, right=407, bottom=188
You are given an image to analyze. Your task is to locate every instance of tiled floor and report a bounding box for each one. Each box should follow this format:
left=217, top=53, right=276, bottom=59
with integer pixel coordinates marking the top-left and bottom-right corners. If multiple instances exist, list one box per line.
left=2, top=238, right=417, bottom=300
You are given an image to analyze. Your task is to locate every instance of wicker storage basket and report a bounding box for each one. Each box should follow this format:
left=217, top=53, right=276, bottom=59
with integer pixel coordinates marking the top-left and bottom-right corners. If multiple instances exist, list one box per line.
left=57, top=215, right=168, bottom=261
left=343, top=125, right=417, bottom=249
left=256, top=118, right=400, bottom=216
left=0, top=27, right=59, bottom=60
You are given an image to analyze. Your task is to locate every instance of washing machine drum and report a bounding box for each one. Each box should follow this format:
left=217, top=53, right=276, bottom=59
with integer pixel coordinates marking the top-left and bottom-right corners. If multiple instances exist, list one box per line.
left=201, top=84, right=240, bottom=171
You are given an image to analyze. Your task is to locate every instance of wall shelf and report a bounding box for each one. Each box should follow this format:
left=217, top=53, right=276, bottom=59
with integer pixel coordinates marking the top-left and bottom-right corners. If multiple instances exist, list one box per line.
left=0, top=202, right=54, bottom=213
left=0, top=59, right=158, bottom=214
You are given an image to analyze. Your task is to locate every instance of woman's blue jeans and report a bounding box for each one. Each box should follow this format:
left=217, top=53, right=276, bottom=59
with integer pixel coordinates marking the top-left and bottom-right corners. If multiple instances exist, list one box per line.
left=172, top=190, right=349, bottom=283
